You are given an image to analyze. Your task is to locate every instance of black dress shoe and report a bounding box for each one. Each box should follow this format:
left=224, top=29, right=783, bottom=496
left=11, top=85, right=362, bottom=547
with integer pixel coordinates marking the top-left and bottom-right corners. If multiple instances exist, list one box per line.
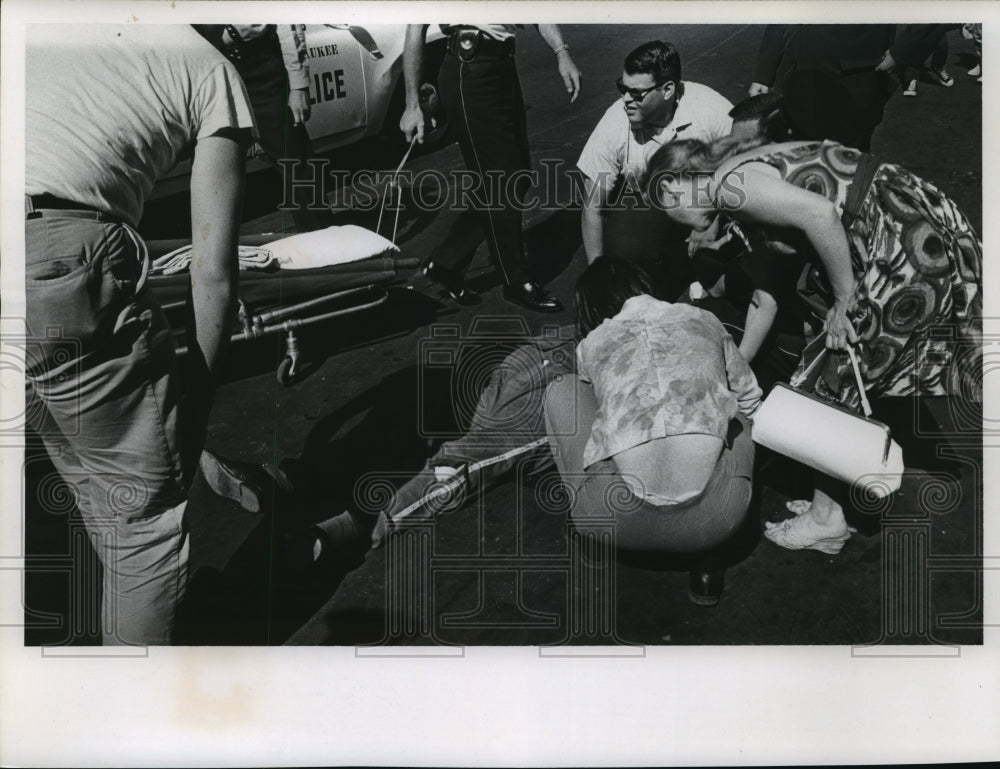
left=422, top=259, right=480, bottom=306
left=199, top=450, right=293, bottom=514
left=502, top=282, right=564, bottom=313
left=688, top=569, right=725, bottom=607
left=282, top=510, right=367, bottom=577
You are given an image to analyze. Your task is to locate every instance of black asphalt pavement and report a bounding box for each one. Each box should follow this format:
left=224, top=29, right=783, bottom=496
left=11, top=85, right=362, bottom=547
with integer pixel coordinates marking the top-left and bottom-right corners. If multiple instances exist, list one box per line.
left=25, top=25, right=984, bottom=647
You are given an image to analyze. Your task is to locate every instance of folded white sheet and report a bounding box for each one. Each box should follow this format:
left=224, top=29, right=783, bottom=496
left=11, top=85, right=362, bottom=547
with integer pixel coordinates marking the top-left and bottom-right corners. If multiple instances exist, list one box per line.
left=265, top=225, right=399, bottom=270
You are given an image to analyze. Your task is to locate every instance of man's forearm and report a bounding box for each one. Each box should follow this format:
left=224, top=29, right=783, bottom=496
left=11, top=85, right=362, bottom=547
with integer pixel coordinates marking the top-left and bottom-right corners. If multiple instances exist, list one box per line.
left=188, top=135, right=245, bottom=384
left=581, top=202, right=604, bottom=263
left=536, top=24, right=566, bottom=52
left=403, top=25, right=427, bottom=109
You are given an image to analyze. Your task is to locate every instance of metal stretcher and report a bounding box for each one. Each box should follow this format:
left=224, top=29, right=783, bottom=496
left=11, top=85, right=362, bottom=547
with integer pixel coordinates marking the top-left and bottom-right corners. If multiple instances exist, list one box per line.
left=149, top=139, right=420, bottom=385
left=147, top=232, right=419, bottom=385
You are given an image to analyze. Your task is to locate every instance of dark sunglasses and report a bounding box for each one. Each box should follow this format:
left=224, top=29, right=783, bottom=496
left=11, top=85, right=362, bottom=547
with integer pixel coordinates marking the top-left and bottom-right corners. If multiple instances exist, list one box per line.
left=615, top=78, right=664, bottom=102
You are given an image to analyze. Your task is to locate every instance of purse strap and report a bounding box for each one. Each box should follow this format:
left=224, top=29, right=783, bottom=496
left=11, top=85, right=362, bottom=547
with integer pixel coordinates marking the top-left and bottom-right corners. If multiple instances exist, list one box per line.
left=841, top=152, right=880, bottom=230
left=798, top=338, right=872, bottom=417
left=847, top=346, right=872, bottom=417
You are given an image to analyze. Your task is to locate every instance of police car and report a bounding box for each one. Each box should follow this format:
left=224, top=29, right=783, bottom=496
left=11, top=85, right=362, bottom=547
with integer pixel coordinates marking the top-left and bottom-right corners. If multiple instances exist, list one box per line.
left=301, top=24, right=449, bottom=153
left=153, top=24, right=449, bottom=199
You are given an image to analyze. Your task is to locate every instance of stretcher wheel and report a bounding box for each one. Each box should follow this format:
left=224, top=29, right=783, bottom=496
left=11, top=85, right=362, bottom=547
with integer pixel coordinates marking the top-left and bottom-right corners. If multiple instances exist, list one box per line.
left=277, top=356, right=298, bottom=386
left=277, top=329, right=304, bottom=386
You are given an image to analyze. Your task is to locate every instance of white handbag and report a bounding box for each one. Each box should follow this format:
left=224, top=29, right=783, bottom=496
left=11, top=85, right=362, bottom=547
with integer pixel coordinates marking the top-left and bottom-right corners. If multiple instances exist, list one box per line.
left=751, top=347, right=904, bottom=497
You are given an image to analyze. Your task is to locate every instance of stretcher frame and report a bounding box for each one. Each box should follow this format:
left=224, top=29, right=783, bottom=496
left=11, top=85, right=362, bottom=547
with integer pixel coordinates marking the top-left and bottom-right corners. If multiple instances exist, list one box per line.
left=148, top=139, right=418, bottom=385
left=154, top=279, right=393, bottom=385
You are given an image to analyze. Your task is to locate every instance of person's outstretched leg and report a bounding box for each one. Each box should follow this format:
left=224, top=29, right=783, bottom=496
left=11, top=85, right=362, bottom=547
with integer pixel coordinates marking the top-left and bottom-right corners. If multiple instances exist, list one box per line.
left=299, top=338, right=574, bottom=556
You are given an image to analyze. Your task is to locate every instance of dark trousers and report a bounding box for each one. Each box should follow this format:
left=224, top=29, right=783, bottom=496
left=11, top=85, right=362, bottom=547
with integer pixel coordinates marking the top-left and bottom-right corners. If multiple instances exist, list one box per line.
left=233, top=37, right=332, bottom=232
left=430, top=49, right=531, bottom=286
left=839, top=70, right=897, bottom=152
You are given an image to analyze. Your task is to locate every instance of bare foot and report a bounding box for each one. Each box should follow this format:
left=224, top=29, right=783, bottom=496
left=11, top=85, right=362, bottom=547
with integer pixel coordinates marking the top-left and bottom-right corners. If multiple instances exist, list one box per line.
left=766, top=489, right=856, bottom=553
left=785, top=499, right=811, bottom=516
left=807, top=487, right=849, bottom=529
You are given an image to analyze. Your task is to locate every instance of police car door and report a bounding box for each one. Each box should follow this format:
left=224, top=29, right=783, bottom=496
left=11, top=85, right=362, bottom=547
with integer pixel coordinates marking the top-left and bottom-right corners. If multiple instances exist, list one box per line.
left=303, top=25, right=367, bottom=151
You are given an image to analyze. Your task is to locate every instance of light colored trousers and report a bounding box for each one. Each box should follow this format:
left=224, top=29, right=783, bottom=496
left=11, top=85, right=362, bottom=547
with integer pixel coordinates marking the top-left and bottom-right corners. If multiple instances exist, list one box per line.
left=25, top=208, right=189, bottom=645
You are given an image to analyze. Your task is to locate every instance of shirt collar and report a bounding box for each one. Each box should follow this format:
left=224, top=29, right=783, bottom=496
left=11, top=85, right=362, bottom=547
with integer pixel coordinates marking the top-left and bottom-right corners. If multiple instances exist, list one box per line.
left=617, top=294, right=665, bottom=319
left=632, top=82, right=694, bottom=143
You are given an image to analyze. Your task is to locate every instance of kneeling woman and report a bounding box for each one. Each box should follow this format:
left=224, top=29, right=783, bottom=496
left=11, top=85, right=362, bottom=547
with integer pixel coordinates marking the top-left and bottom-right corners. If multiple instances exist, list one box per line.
left=544, top=258, right=762, bottom=603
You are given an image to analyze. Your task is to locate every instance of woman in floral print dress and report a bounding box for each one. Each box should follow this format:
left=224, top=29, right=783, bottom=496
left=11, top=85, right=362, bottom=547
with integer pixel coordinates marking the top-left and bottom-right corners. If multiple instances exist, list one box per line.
left=643, top=136, right=982, bottom=554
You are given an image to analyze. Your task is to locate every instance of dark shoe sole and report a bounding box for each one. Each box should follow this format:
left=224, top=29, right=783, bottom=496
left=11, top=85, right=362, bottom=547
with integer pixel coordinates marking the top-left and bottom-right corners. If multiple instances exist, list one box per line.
left=502, top=293, right=564, bottom=313
left=199, top=452, right=262, bottom=513
left=688, top=591, right=722, bottom=607
left=422, top=261, right=480, bottom=305
left=440, top=287, right=481, bottom=306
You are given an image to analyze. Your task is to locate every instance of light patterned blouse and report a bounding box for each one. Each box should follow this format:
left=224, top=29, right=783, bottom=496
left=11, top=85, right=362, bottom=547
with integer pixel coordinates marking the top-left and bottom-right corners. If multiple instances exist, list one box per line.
left=577, top=295, right=761, bottom=469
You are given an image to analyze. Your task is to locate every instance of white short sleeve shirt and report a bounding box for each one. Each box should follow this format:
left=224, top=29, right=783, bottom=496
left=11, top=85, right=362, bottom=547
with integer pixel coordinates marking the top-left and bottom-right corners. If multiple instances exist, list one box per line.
left=577, top=81, right=734, bottom=191
left=26, top=24, right=257, bottom=227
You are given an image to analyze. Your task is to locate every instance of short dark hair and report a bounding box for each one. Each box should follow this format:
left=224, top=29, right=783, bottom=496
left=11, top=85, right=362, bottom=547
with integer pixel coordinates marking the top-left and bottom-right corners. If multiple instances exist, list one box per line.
left=728, top=91, right=783, bottom=122
left=574, top=257, right=664, bottom=336
left=728, top=91, right=792, bottom=143
left=624, top=41, right=682, bottom=85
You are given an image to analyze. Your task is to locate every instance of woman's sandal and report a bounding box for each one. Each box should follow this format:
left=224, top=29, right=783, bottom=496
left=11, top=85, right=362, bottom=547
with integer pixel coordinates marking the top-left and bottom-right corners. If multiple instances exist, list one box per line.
left=764, top=512, right=857, bottom=555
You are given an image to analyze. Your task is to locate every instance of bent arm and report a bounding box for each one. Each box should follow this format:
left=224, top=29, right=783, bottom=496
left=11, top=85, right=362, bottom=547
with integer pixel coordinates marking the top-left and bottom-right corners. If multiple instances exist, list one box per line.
left=722, top=170, right=855, bottom=306
left=723, top=332, right=762, bottom=417
left=723, top=169, right=858, bottom=349
left=739, top=288, right=778, bottom=363
left=581, top=177, right=609, bottom=263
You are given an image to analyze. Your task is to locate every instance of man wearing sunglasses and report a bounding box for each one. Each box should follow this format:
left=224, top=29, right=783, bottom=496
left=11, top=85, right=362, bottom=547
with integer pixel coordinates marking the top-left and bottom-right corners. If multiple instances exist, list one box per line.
left=578, top=40, right=733, bottom=297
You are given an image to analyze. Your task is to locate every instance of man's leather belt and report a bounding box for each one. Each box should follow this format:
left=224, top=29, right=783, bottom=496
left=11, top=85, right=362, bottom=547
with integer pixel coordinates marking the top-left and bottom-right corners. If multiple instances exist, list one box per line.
left=29, top=194, right=97, bottom=211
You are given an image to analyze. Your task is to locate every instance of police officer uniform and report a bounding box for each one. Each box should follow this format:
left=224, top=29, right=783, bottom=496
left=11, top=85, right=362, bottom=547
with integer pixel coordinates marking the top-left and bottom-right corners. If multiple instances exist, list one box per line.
left=424, top=24, right=562, bottom=312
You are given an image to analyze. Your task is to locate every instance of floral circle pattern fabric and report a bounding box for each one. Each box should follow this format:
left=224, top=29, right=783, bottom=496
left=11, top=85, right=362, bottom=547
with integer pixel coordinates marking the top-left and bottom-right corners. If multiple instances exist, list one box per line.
left=731, top=141, right=983, bottom=411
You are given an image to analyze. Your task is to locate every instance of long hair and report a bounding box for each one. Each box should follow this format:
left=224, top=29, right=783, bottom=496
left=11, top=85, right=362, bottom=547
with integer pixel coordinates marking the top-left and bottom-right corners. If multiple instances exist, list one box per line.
left=642, top=134, right=768, bottom=205
left=574, top=257, right=664, bottom=337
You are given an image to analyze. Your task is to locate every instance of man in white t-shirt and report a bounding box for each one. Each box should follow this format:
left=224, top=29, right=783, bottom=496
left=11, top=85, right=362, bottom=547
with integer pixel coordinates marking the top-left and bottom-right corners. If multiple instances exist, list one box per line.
left=577, top=40, right=733, bottom=296
left=25, top=24, right=256, bottom=645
